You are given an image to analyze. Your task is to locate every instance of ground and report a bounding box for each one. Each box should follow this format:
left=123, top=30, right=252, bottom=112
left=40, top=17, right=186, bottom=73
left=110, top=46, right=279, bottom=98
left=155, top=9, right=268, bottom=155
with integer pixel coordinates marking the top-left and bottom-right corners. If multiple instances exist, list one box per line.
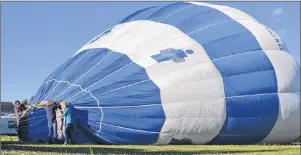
left=1, top=136, right=300, bottom=155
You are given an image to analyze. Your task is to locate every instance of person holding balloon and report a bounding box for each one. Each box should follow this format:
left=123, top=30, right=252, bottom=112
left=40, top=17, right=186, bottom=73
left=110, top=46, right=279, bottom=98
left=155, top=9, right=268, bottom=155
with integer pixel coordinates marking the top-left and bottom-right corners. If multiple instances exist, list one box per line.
left=32, top=100, right=61, bottom=144
left=59, top=101, right=76, bottom=145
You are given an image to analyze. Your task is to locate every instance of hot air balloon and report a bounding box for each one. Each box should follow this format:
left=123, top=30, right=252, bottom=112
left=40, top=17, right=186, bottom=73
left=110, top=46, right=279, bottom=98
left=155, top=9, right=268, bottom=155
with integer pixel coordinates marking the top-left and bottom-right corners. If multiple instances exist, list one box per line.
left=22, top=2, right=300, bottom=145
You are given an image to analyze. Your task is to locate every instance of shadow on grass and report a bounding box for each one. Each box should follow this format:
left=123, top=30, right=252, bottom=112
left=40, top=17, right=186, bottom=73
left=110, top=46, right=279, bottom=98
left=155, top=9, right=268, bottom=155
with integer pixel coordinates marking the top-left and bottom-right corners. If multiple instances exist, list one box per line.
left=1, top=143, right=287, bottom=155
left=1, top=140, right=49, bottom=145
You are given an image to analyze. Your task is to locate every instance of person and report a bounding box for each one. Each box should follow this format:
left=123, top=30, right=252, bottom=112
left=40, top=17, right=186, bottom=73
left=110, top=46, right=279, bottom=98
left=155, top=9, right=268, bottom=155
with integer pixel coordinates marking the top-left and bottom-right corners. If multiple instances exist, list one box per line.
left=59, top=101, right=75, bottom=145
left=56, top=108, right=64, bottom=139
left=14, top=100, right=23, bottom=142
left=14, top=100, right=30, bottom=143
left=35, top=100, right=60, bottom=144
left=14, top=100, right=21, bottom=127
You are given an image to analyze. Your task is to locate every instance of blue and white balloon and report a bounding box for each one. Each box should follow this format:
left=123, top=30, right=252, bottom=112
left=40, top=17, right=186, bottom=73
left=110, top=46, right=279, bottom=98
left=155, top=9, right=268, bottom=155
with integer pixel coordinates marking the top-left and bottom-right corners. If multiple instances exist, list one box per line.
left=28, top=2, right=300, bottom=144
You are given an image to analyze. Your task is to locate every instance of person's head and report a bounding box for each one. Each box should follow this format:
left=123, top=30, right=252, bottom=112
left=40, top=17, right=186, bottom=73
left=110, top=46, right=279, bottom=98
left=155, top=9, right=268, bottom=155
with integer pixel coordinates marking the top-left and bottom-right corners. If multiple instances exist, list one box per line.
left=46, top=101, right=53, bottom=108
left=15, top=100, right=21, bottom=105
left=55, top=101, right=62, bottom=109
left=59, top=101, right=67, bottom=109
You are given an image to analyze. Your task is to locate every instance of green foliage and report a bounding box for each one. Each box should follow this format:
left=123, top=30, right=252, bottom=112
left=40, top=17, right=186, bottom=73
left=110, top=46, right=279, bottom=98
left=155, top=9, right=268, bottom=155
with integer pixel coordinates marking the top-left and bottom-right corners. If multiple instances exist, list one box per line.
left=21, top=99, right=29, bottom=105
left=1, top=136, right=300, bottom=155
left=89, top=147, right=94, bottom=155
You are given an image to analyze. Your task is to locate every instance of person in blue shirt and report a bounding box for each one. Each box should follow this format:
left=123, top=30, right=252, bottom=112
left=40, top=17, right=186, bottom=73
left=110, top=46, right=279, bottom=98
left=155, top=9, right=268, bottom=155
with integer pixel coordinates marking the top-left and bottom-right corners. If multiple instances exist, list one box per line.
left=59, top=101, right=75, bottom=145
left=35, top=100, right=61, bottom=144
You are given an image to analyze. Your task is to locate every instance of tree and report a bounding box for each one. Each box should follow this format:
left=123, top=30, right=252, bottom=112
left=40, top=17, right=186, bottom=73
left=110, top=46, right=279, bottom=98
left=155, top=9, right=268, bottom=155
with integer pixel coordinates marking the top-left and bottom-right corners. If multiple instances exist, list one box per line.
left=21, top=99, right=29, bottom=105
left=29, top=96, right=34, bottom=104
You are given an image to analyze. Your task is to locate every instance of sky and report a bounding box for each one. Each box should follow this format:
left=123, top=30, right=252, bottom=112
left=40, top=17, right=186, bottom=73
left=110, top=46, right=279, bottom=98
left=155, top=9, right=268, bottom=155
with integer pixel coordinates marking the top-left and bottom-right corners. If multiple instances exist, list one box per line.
left=1, top=2, right=300, bottom=102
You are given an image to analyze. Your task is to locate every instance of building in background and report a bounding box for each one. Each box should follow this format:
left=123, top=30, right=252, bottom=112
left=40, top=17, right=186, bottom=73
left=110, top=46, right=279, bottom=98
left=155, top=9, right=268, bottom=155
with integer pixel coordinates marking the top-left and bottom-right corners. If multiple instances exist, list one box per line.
left=1, top=101, right=17, bottom=135
left=1, top=101, right=14, bottom=116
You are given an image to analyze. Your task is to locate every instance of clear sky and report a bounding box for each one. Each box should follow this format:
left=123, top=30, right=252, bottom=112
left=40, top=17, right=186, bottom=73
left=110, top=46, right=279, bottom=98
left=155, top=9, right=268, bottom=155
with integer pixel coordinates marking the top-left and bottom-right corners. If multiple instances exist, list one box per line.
left=1, top=2, right=300, bottom=102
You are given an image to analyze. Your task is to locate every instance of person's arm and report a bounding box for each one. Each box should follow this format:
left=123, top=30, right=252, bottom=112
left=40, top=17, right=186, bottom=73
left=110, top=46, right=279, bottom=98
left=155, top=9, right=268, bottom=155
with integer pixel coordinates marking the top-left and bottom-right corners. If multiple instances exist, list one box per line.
left=19, top=101, right=48, bottom=118
left=34, top=101, right=51, bottom=107
left=20, top=111, right=27, bottom=118
left=14, top=106, right=18, bottom=114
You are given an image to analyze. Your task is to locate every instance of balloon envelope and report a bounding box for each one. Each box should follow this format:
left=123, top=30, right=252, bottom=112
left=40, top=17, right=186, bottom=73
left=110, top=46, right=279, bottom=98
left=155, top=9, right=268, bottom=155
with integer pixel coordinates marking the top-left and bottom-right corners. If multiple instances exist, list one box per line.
left=27, top=2, right=300, bottom=145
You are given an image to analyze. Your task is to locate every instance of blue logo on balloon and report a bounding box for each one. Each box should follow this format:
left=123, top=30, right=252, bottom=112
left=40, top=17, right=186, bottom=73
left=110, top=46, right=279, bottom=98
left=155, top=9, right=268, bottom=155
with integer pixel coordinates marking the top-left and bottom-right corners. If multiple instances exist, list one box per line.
left=151, top=48, right=194, bottom=63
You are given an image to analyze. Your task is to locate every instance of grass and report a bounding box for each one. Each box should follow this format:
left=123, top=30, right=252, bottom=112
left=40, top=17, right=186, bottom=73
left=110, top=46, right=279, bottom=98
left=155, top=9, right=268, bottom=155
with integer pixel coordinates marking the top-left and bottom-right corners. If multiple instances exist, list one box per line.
left=1, top=136, right=300, bottom=155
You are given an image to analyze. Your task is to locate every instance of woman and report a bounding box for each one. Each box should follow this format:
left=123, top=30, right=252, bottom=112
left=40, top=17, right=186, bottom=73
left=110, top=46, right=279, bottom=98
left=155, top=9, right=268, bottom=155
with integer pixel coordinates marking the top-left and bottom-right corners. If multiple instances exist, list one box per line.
left=60, top=101, right=75, bottom=145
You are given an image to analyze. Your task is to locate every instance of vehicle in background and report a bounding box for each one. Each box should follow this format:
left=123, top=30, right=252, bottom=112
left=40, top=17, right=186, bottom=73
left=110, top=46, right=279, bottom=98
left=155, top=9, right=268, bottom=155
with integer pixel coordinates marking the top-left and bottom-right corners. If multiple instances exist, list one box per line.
left=1, top=114, right=17, bottom=135
left=1, top=101, right=17, bottom=135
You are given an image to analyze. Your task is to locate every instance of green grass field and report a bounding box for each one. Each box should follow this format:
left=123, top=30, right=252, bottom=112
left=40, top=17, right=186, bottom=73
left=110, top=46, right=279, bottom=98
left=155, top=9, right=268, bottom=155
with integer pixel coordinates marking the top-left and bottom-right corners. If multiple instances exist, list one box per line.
left=1, top=136, right=300, bottom=155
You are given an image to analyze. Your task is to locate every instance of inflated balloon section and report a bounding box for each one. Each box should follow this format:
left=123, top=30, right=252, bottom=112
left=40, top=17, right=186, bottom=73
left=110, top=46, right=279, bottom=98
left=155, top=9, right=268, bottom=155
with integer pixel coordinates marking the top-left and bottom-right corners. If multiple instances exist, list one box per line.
left=27, top=2, right=300, bottom=144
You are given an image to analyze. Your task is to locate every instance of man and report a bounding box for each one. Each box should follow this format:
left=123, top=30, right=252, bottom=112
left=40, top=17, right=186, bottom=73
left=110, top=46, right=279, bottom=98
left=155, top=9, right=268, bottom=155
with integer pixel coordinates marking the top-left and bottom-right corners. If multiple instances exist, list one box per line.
left=14, top=100, right=21, bottom=127
left=59, top=101, right=75, bottom=145
left=35, top=100, right=60, bottom=144
left=14, top=100, right=23, bottom=142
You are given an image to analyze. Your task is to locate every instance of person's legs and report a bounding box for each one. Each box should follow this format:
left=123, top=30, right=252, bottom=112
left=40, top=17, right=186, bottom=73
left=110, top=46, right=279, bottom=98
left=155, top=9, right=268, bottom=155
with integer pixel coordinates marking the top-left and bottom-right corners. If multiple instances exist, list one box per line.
left=56, top=115, right=63, bottom=138
left=52, top=122, right=57, bottom=143
left=63, top=124, right=73, bottom=144
left=71, top=124, right=76, bottom=144
left=63, top=124, right=70, bottom=144
left=48, top=122, right=53, bottom=144
left=17, top=119, right=24, bottom=143
left=67, top=124, right=73, bottom=144
left=16, top=118, right=19, bottom=129
left=16, top=118, right=21, bottom=142
left=61, top=125, right=65, bottom=140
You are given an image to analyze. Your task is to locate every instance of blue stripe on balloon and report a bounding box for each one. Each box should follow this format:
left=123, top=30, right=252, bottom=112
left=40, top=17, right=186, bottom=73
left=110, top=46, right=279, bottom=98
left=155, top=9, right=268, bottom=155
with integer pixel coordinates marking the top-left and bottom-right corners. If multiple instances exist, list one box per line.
left=27, top=108, right=48, bottom=142
left=62, top=49, right=111, bottom=84
left=44, top=49, right=88, bottom=83
left=31, top=49, right=92, bottom=103
left=213, top=51, right=278, bottom=97
left=31, top=85, right=45, bottom=104
left=99, top=123, right=160, bottom=144
left=208, top=94, right=279, bottom=144
left=208, top=46, right=279, bottom=144
left=212, top=51, right=273, bottom=77
left=146, top=2, right=193, bottom=22
left=103, top=106, right=165, bottom=132
left=44, top=82, right=70, bottom=100
left=38, top=80, right=57, bottom=101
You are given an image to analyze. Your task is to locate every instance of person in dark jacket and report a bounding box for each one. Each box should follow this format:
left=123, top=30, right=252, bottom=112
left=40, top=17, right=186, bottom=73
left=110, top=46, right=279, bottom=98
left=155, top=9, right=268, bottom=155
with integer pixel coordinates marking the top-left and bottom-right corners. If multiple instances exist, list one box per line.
left=60, top=101, right=75, bottom=145
left=35, top=100, right=61, bottom=144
